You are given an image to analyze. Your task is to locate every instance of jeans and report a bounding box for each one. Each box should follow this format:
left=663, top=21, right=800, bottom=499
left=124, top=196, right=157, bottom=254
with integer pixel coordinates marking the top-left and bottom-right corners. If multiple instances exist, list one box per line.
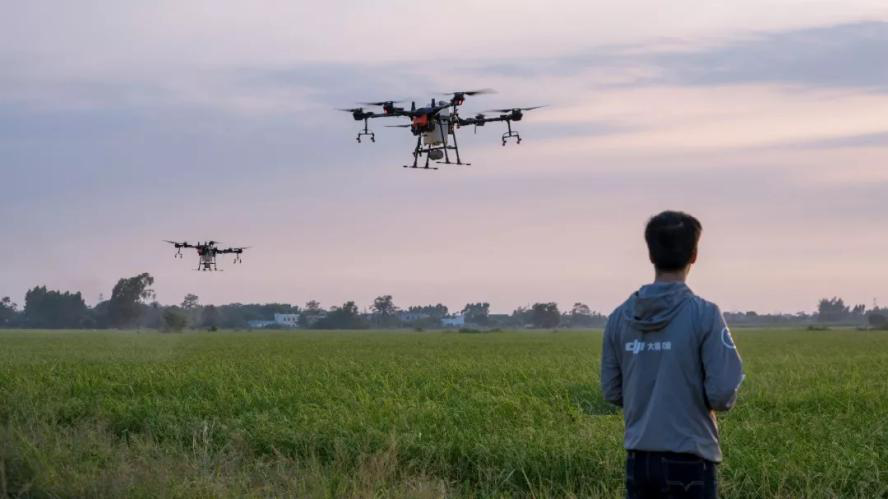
left=626, top=450, right=717, bottom=499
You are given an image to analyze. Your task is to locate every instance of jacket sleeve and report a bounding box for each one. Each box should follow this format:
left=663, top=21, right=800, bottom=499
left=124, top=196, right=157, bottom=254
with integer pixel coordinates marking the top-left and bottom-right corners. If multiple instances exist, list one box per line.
left=701, top=305, right=745, bottom=411
left=600, top=314, right=623, bottom=407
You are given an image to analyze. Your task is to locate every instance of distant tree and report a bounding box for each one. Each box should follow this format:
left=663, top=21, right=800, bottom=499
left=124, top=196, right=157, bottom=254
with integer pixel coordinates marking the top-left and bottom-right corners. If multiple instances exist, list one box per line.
left=201, top=304, right=219, bottom=330
left=371, top=295, right=399, bottom=327
left=462, top=302, right=490, bottom=326
left=867, top=313, right=888, bottom=330
left=569, top=302, right=593, bottom=327
left=851, top=304, right=866, bottom=317
left=299, top=300, right=326, bottom=327
left=315, top=301, right=367, bottom=329
left=23, top=286, right=89, bottom=328
left=0, top=296, right=18, bottom=327
left=181, top=293, right=200, bottom=309
left=408, top=304, right=449, bottom=319
left=817, top=297, right=850, bottom=323
left=509, top=306, right=530, bottom=326
left=163, top=308, right=188, bottom=332
left=108, top=273, right=155, bottom=328
left=143, top=301, right=164, bottom=329
left=180, top=293, right=202, bottom=327
left=530, top=302, right=561, bottom=328
left=371, top=295, right=397, bottom=316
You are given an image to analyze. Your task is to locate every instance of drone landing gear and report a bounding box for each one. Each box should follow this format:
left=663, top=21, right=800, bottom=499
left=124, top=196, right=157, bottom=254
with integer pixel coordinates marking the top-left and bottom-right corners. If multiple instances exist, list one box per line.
left=402, top=136, right=438, bottom=170
left=501, top=120, right=521, bottom=146
left=403, top=124, right=471, bottom=170
left=198, top=260, right=219, bottom=271
left=356, top=118, right=375, bottom=143
left=436, top=124, right=470, bottom=166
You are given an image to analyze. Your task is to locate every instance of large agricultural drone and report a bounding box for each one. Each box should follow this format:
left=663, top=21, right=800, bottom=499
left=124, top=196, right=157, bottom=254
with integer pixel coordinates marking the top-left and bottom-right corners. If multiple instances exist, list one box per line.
left=164, top=240, right=249, bottom=271
left=340, top=89, right=543, bottom=170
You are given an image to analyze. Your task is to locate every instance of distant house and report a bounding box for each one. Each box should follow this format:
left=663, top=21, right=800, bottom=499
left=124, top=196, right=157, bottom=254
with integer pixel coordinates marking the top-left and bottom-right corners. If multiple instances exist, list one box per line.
left=441, top=314, right=465, bottom=327
left=247, top=319, right=276, bottom=329
left=274, top=313, right=300, bottom=327
left=399, top=311, right=432, bottom=323
left=248, top=313, right=300, bottom=329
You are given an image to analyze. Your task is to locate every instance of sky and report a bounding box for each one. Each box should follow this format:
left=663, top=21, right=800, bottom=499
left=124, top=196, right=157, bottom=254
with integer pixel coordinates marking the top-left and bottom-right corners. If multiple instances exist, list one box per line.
left=2, top=1, right=887, bottom=314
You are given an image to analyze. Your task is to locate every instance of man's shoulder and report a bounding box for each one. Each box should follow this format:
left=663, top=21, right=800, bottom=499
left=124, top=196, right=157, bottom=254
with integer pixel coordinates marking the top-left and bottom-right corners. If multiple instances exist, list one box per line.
left=689, top=292, right=720, bottom=309
left=686, top=292, right=723, bottom=323
left=607, top=294, right=636, bottom=324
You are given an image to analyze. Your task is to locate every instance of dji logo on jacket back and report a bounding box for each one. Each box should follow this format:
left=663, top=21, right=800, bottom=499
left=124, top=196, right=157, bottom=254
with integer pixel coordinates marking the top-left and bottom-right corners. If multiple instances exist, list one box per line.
left=625, top=339, right=671, bottom=354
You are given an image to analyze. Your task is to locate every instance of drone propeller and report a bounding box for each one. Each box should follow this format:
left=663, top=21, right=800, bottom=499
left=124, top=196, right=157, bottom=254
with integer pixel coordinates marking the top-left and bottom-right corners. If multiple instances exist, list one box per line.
left=338, top=107, right=365, bottom=113
left=484, top=106, right=546, bottom=114
left=441, top=88, right=496, bottom=97
left=385, top=124, right=412, bottom=128
left=360, top=100, right=405, bottom=107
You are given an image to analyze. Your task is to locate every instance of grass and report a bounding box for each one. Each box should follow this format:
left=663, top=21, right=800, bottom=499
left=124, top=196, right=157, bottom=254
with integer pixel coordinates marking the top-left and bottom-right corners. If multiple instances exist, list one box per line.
left=0, top=328, right=886, bottom=497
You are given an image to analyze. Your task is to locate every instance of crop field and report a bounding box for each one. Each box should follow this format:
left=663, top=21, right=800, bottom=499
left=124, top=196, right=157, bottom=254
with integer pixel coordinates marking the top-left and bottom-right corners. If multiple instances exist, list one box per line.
left=0, top=328, right=886, bottom=498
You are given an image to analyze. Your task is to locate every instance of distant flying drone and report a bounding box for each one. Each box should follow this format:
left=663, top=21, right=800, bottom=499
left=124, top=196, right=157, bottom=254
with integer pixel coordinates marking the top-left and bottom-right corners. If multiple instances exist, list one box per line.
left=339, top=89, right=543, bottom=170
left=164, top=240, right=249, bottom=271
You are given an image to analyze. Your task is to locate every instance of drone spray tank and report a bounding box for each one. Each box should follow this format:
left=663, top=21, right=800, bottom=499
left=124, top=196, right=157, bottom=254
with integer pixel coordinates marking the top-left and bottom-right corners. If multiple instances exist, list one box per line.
left=422, top=98, right=449, bottom=161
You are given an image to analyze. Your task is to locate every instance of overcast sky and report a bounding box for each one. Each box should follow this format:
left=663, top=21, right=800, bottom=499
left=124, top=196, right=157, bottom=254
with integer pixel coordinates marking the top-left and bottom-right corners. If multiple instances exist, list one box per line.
left=2, top=1, right=887, bottom=314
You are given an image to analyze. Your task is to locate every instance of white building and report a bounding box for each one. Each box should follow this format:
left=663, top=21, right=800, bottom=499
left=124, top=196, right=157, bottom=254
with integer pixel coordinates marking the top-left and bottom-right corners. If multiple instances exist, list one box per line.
left=441, top=314, right=465, bottom=327
left=247, top=320, right=276, bottom=329
left=399, top=311, right=432, bottom=323
left=274, top=313, right=300, bottom=327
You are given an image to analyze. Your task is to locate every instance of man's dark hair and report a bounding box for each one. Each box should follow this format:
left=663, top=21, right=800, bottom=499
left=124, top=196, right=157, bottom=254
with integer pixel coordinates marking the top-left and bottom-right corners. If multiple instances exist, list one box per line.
left=644, top=211, right=702, bottom=271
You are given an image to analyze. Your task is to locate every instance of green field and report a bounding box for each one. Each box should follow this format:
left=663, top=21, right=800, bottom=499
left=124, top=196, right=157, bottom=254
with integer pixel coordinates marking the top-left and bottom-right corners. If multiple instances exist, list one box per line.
left=0, top=329, right=886, bottom=498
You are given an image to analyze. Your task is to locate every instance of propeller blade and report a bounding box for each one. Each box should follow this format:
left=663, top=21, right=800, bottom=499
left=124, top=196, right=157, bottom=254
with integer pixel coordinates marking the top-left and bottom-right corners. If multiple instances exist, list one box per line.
left=338, top=108, right=363, bottom=113
left=360, top=100, right=404, bottom=106
left=484, top=105, right=546, bottom=113
left=385, top=125, right=412, bottom=128
left=441, top=88, right=496, bottom=96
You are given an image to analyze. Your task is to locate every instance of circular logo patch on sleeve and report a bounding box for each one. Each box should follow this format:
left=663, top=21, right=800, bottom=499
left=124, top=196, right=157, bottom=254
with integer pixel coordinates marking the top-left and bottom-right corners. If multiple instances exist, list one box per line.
left=721, top=327, right=736, bottom=349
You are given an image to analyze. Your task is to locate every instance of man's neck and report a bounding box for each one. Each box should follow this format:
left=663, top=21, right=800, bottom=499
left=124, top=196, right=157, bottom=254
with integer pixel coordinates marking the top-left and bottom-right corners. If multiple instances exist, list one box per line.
left=654, top=269, right=688, bottom=283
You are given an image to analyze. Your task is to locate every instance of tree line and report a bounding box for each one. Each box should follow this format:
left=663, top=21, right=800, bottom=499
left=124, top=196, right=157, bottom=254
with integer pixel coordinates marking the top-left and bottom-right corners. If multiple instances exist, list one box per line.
left=0, top=274, right=884, bottom=330
left=0, top=274, right=607, bottom=330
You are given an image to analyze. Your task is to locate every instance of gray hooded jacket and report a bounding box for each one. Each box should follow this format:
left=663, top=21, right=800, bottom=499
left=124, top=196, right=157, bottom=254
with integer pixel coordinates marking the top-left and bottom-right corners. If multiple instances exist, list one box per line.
left=601, top=282, right=744, bottom=462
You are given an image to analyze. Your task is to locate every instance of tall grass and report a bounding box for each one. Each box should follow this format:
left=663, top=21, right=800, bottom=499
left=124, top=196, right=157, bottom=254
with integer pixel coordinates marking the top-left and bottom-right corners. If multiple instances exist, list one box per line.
left=0, top=329, right=886, bottom=497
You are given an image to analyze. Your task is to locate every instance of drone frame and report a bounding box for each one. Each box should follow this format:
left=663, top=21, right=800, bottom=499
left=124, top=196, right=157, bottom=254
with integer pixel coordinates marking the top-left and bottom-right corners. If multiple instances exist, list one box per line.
left=165, top=240, right=246, bottom=272
left=344, top=91, right=539, bottom=169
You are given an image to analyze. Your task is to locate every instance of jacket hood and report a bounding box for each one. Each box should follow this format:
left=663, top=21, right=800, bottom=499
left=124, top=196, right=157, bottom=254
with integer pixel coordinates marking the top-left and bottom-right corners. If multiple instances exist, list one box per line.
left=622, top=282, right=693, bottom=333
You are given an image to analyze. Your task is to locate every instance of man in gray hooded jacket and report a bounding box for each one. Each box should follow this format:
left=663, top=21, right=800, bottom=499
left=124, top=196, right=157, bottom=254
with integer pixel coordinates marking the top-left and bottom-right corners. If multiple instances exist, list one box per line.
left=601, top=211, right=744, bottom=498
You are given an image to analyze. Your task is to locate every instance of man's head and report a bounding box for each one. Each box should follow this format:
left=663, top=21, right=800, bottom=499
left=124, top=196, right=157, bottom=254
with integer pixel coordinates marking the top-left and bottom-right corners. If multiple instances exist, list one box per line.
left=645, top=211, right=702, bottom=273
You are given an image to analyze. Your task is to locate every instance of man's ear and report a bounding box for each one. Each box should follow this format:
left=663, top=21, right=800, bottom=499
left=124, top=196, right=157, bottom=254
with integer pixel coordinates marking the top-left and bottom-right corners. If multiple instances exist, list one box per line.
left=689, top=248, right=698, bottom=265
